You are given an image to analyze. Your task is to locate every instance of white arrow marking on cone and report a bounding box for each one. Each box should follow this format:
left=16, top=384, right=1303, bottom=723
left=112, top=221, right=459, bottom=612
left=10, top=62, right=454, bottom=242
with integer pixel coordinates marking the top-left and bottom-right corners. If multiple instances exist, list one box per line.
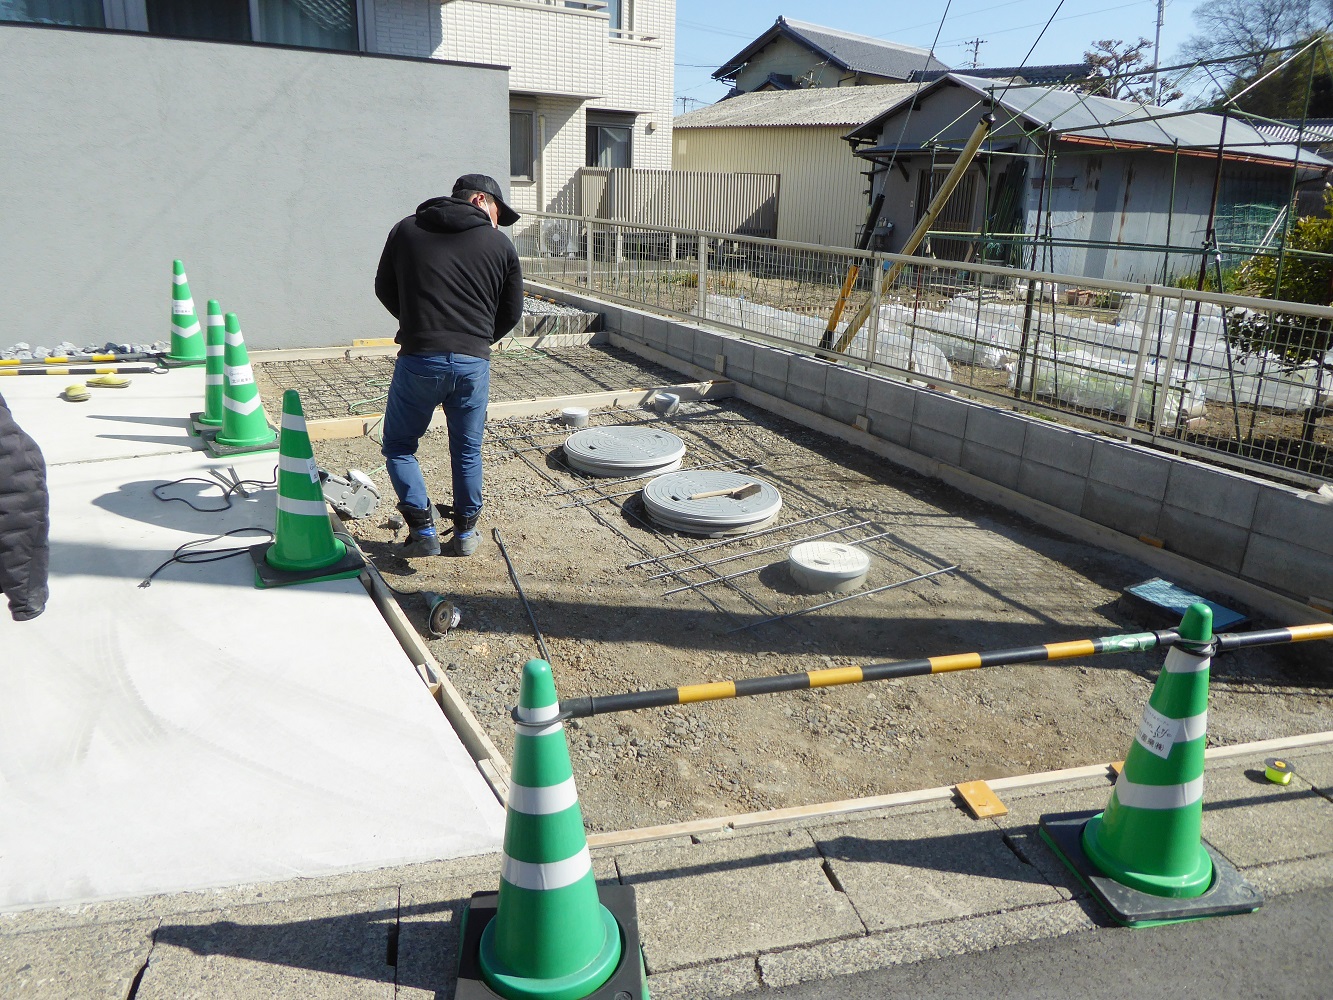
left=173, top=321, right=201, bottom=337
left=507, top=776, right=579, bottom=816
left=224, top=394, right=262, bottom=415
left=277, top=495, right=330, bottom=517
left=173, top=273, right=188, bottom=285
left=501, top=846, right=592, bottom=891
left=1112, top=775, right=1204, bottom=810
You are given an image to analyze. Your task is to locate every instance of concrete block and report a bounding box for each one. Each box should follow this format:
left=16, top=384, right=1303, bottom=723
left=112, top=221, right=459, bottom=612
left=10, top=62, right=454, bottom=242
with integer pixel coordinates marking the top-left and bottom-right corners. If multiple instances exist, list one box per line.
left=909, top=424, right=964, bottom=466
left=751, top=346, right=792, bottom=399
left=1285, top=748, right=1333, bottom=797
left=963, top=405, right=1027, bottom=457
left=912, top=391, right=971, bottom=439
left=1021, top=421, right=1094, bottom=477
left=1087, top=441, right=1171, bottom=500
left=722, top=338, right=756, bottom=378
left=1079, top=480, right=1164, bottom=539
left=864, top=377, right=916, bottom=423
left=985, top=778, right=1117, bottom=900
left=815, top=803, right=1064, bottom=933
left=616, top=828, right=863, bottom=971
left=960, top=440, right=1023, bottom=490
left=1240, top=534, right=1333, bottom=601
left=664, top=325, right=695, bottom=362
left=1250, top=488, right=1333, bottom=557
left=1163, top=461, right=1261, bottom=528
left=1016, top=461, right=1088, bottom=514
left=0, top=917, right=157, bottom=999
left=640, top=315, right=670, bottom=353
left=866, top=407, right=912, bottom=447
left=785, top=356, right=831, bottom=413
left=822, top=366, right=870, bottom=424
left=758, top=900, right=1094, bottom=990
left=617, top=308, right=645, bottom=340
left=137, top=888, right=398, bottom=998
left=1158, top=505, right=1251, bottom=574
left=646, top=957, right=761, bottom=1000
left=691, top=330, right=724, bottom=369
left=1201, top=755, right=1333, bottom=869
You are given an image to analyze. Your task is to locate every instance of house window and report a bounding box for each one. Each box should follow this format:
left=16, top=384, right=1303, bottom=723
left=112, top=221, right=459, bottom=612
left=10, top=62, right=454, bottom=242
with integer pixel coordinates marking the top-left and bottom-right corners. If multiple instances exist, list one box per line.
left=587, top=114, right=633, bottom=169
left=510, top=110, right=534, bottom=181
left=605, top=0, right=628, bottom=31
left=144, top=0, right=358, bottom=49
left=0, top=0, right=105, bottom=26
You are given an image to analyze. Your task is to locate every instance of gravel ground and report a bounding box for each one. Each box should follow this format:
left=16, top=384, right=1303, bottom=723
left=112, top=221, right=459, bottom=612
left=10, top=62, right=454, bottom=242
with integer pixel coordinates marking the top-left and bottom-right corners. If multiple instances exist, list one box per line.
left=307, top=377, right=1332, bottom=833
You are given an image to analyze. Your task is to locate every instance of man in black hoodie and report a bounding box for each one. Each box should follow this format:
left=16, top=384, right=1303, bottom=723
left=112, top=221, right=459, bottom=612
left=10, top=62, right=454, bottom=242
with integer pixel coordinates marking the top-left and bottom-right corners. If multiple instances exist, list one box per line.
left=0, top=391, right=49, bottom=620
left=375, top=174, right=524, bottom=557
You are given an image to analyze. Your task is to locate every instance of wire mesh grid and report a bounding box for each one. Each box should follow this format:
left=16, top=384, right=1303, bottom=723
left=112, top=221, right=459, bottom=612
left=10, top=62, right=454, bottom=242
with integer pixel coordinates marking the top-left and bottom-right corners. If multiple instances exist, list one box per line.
left=514, top=213, right=1333, bottom=485
left=485, top=399, right=956, bottom=632
left=254, top=345, right=690, bottom=421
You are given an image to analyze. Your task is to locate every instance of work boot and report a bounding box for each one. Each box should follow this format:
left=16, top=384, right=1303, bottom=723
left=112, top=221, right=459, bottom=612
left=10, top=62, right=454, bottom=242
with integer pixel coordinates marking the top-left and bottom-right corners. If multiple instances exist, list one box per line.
left=397, top=501, right=441, bottom=557
left=453, top=511, right=481, bottom=557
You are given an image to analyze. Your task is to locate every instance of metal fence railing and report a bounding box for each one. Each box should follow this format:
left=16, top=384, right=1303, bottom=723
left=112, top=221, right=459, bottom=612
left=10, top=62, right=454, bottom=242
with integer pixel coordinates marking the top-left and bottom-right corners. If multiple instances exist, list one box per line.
left=512, top=211, right=1333, bottom=487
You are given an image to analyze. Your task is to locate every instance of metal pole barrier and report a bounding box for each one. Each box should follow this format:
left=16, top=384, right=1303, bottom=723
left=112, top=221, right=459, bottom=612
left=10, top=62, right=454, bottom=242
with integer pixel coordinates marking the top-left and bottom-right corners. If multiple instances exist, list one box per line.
left=543, top=623, right=1333, bottom=721
left=696, top=231, right=709, bottom=320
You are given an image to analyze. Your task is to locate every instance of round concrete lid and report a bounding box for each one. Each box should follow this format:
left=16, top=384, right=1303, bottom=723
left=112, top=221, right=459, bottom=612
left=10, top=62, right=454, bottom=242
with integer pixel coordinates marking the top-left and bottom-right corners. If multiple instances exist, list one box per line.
left=788, top=541, right=870, bottom=593
left=564, top=425, right=686, bottom=476
left=643, top=470, right=782, bottom=532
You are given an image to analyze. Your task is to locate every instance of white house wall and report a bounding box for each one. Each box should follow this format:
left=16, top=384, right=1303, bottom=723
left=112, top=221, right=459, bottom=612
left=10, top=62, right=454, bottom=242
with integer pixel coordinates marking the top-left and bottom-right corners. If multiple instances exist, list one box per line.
left=674, top=125, right=868, bottom=247
left=375, top=0, right=673, bottom=215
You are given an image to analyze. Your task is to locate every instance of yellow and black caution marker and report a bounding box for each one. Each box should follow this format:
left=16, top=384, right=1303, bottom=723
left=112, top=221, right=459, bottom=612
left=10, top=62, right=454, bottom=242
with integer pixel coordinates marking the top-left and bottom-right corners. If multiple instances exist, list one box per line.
left=1264, top=758, right=1294, bottom=785
left=0, top=364, right=159, bottom=377
left=548, top=622, right=1333, bottom=721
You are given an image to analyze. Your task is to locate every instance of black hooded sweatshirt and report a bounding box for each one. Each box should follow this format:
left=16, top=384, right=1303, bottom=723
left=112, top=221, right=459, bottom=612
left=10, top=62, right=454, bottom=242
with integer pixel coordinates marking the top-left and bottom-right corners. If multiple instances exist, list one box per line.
left=375, top=196, right=524, bottom=359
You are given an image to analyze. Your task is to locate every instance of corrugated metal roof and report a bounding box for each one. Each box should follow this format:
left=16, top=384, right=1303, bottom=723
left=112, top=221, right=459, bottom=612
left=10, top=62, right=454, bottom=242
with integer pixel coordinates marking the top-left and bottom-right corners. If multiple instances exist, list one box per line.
left=1254, top=119, right=1333, bottom=146
left=714, top=16, right=948, bottom=83
left=909, top=63, right=1091, bottom=86
left=674, top=83, right=921, bottom=130
left=850, top=73, right=1332, bottom=168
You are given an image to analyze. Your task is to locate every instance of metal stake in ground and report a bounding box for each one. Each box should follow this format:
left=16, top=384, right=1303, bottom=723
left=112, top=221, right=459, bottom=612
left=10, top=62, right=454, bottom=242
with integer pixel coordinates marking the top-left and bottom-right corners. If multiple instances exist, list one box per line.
left=492, top=528, right=551, bottom=663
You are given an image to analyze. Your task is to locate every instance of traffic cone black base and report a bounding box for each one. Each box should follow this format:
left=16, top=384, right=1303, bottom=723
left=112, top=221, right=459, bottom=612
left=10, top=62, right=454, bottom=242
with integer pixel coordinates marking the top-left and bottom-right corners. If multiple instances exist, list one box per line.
left=249, top=532, right=365, bottom=589
left=1039, top=810, right=1261, bottom=927
left=201, top=421, right=280, bottom=458
left=453, top=885, right=648, bottom=1000
left=159, top=355, right=208, bottom=369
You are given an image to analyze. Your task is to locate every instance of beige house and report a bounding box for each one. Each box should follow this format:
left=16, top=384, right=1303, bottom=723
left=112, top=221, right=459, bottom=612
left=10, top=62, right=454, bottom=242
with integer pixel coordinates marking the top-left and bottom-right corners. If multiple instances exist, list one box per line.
left=672, top=84, right=916, bottom=248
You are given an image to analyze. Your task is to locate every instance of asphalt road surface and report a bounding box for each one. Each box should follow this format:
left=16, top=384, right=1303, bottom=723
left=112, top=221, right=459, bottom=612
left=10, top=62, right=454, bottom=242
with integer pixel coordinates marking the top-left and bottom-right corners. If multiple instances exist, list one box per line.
left=755, top=885, right=1333, bottom=999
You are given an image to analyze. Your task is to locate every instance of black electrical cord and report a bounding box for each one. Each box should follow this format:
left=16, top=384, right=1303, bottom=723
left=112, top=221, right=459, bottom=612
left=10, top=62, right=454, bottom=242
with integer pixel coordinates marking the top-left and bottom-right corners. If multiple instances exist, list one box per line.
left=139, top=527, right=274, bottom=588
left=151, top=467, right=278, bottom=512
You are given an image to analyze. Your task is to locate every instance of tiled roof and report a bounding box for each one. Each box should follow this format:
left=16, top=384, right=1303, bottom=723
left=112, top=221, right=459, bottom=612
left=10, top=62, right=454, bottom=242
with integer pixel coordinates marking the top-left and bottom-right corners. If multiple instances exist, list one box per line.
left=714, top=16, right=948, bottom=83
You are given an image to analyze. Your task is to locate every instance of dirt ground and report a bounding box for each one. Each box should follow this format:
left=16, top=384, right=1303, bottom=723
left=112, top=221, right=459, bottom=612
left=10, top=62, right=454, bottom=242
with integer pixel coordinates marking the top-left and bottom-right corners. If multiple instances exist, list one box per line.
left=306, top=371, right=1332, bottom=834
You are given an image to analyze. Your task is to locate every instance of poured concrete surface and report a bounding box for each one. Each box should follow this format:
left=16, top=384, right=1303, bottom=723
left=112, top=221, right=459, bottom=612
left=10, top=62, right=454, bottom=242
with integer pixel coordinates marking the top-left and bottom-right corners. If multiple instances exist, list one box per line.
left=0, top=374, right=503, bottom=912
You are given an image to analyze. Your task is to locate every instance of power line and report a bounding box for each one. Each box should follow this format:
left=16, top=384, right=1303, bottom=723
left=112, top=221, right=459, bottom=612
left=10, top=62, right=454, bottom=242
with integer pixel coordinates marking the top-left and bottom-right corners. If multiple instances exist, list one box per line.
left=962, top=37, right=987, bottom=68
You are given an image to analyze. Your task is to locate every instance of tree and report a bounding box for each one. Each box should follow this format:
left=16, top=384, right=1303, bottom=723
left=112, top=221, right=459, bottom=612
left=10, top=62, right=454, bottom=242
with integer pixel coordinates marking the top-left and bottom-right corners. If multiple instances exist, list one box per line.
left=1082, top=38, right=1183, bottom=104
left=1179, top=0, right=1327, bottom=89
left=1221, top=33, right=1333, bottom=118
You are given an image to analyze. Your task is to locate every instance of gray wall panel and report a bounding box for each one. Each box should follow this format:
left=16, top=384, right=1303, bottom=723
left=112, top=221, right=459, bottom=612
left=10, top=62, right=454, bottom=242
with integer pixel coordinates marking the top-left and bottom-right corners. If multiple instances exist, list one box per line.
left=2, top=25, right=508, bottom=350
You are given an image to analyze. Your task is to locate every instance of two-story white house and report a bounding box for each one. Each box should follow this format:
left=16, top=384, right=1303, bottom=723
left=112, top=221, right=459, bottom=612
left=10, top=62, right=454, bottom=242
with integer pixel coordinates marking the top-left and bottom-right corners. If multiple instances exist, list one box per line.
left=2, top=0, right=675, bottom=215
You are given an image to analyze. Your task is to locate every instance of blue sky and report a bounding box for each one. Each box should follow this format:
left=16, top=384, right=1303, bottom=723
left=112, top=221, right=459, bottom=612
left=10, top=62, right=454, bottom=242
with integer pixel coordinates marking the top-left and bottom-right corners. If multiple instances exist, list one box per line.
left=673, top=0, right=1204, bottom=109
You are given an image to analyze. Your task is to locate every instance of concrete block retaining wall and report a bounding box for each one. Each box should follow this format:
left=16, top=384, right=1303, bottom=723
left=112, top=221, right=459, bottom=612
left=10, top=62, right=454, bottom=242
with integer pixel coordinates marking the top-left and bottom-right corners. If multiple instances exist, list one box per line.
left=526, top=285, right=1333, bottom=613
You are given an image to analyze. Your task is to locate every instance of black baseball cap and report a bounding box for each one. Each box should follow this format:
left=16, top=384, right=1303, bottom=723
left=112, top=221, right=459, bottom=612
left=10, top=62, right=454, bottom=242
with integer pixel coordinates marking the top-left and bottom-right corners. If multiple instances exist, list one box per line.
left=452, top=173, right=520, bottom=227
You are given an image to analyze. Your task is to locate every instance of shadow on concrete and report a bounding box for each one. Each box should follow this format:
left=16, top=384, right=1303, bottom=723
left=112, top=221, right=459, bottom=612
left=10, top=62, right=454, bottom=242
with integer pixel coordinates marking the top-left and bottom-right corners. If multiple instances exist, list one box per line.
left=87, top=414, right=196, bottom=429
left=91, top=475, right=277, bottom=532
left=150, top=893, right=477, bottom=998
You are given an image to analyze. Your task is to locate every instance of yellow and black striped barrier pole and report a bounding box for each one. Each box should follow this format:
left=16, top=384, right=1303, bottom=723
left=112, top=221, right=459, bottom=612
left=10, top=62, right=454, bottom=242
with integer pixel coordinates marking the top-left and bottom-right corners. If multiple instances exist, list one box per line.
left=0, top=364, right=162, bottom=376
left=546, top=623, right=1333, bottom=721
left=0, top=353, right=158, bottom=366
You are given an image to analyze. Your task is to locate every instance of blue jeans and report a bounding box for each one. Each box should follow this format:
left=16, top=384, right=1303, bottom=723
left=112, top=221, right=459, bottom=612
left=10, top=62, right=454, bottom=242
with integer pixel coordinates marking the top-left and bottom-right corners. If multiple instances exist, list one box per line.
left=381, top=352, right=489, bottom=517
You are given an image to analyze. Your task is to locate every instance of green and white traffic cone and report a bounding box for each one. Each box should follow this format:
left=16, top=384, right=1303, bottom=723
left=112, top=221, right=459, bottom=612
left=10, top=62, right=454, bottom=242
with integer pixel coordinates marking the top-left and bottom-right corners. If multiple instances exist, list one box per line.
left=1039, top=603, right=1262, bottom=926
left=205, top=312, right=277, bottom=457
left=454, top=658, right=646, bottom=1000
left=190, top=300, right=225, bottom=432
left=249, top=389, right=364, bottom=588
left=167, top=260, right=206, bottom=365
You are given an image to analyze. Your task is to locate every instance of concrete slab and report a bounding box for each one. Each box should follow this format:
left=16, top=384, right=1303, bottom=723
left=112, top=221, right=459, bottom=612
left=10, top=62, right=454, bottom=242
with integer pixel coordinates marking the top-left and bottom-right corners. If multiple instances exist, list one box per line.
left=1285, top=748, right=1333, bottom=795
left=815, top=803, right=1065, bottom=933
left=1017, top=460, right=1087, bottom=515
left=647, top=957, right=761, bottom=1000
left=1087, top=441, right=1171, bottom=500
left=1079, top=480, right=1163, bottom=539
left=1250, top=489, right=1333, bottom=557
left=615, top=829, right=863, bottom=972
left=135, top=888, right=397, bottom=999
left=964, top=405, right=1027, bottom=457
left=1240, top=534, right=1333, bottom=602
left=1021, top=422, right=1094, bottom=477
left=1163, top=460, right=1261, bottom=528
left=758, top=899, right=1095, bottom=990
left=960, top=440, right=1022, bottom=491
left=0, top=917, right=157, bottom=999
left=822, top=366, right=869, bottom=425
left=392, top=876, right=478, bottom=1000
left=1, top=366, right=208, bottom=466
left=908, top=425, right=964, bottom=466
left=0, top=446, right=503, bottom=912
left=1158, top=504, right=1251, bottom=574
left=985, top=778, right=1117, bottom=900
left=1202, top=755, right=1333, bottom=869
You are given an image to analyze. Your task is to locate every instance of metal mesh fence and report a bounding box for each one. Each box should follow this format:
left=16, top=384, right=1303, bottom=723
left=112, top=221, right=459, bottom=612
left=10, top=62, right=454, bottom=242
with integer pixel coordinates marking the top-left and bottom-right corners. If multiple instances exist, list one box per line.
left=514, top=212, right=1333, bottom=486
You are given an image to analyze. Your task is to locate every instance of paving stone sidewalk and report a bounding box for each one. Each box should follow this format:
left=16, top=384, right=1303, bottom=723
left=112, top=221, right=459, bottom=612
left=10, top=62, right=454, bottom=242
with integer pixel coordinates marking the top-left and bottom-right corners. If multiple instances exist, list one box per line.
left=3, top=747, right=1331, bottom=999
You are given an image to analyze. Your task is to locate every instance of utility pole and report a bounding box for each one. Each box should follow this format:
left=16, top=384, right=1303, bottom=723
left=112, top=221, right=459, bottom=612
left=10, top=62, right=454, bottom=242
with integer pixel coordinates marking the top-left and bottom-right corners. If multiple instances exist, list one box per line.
left=1152, top=0, right=1165, bottom=103
left=964, top=37, right=986, bottom=69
